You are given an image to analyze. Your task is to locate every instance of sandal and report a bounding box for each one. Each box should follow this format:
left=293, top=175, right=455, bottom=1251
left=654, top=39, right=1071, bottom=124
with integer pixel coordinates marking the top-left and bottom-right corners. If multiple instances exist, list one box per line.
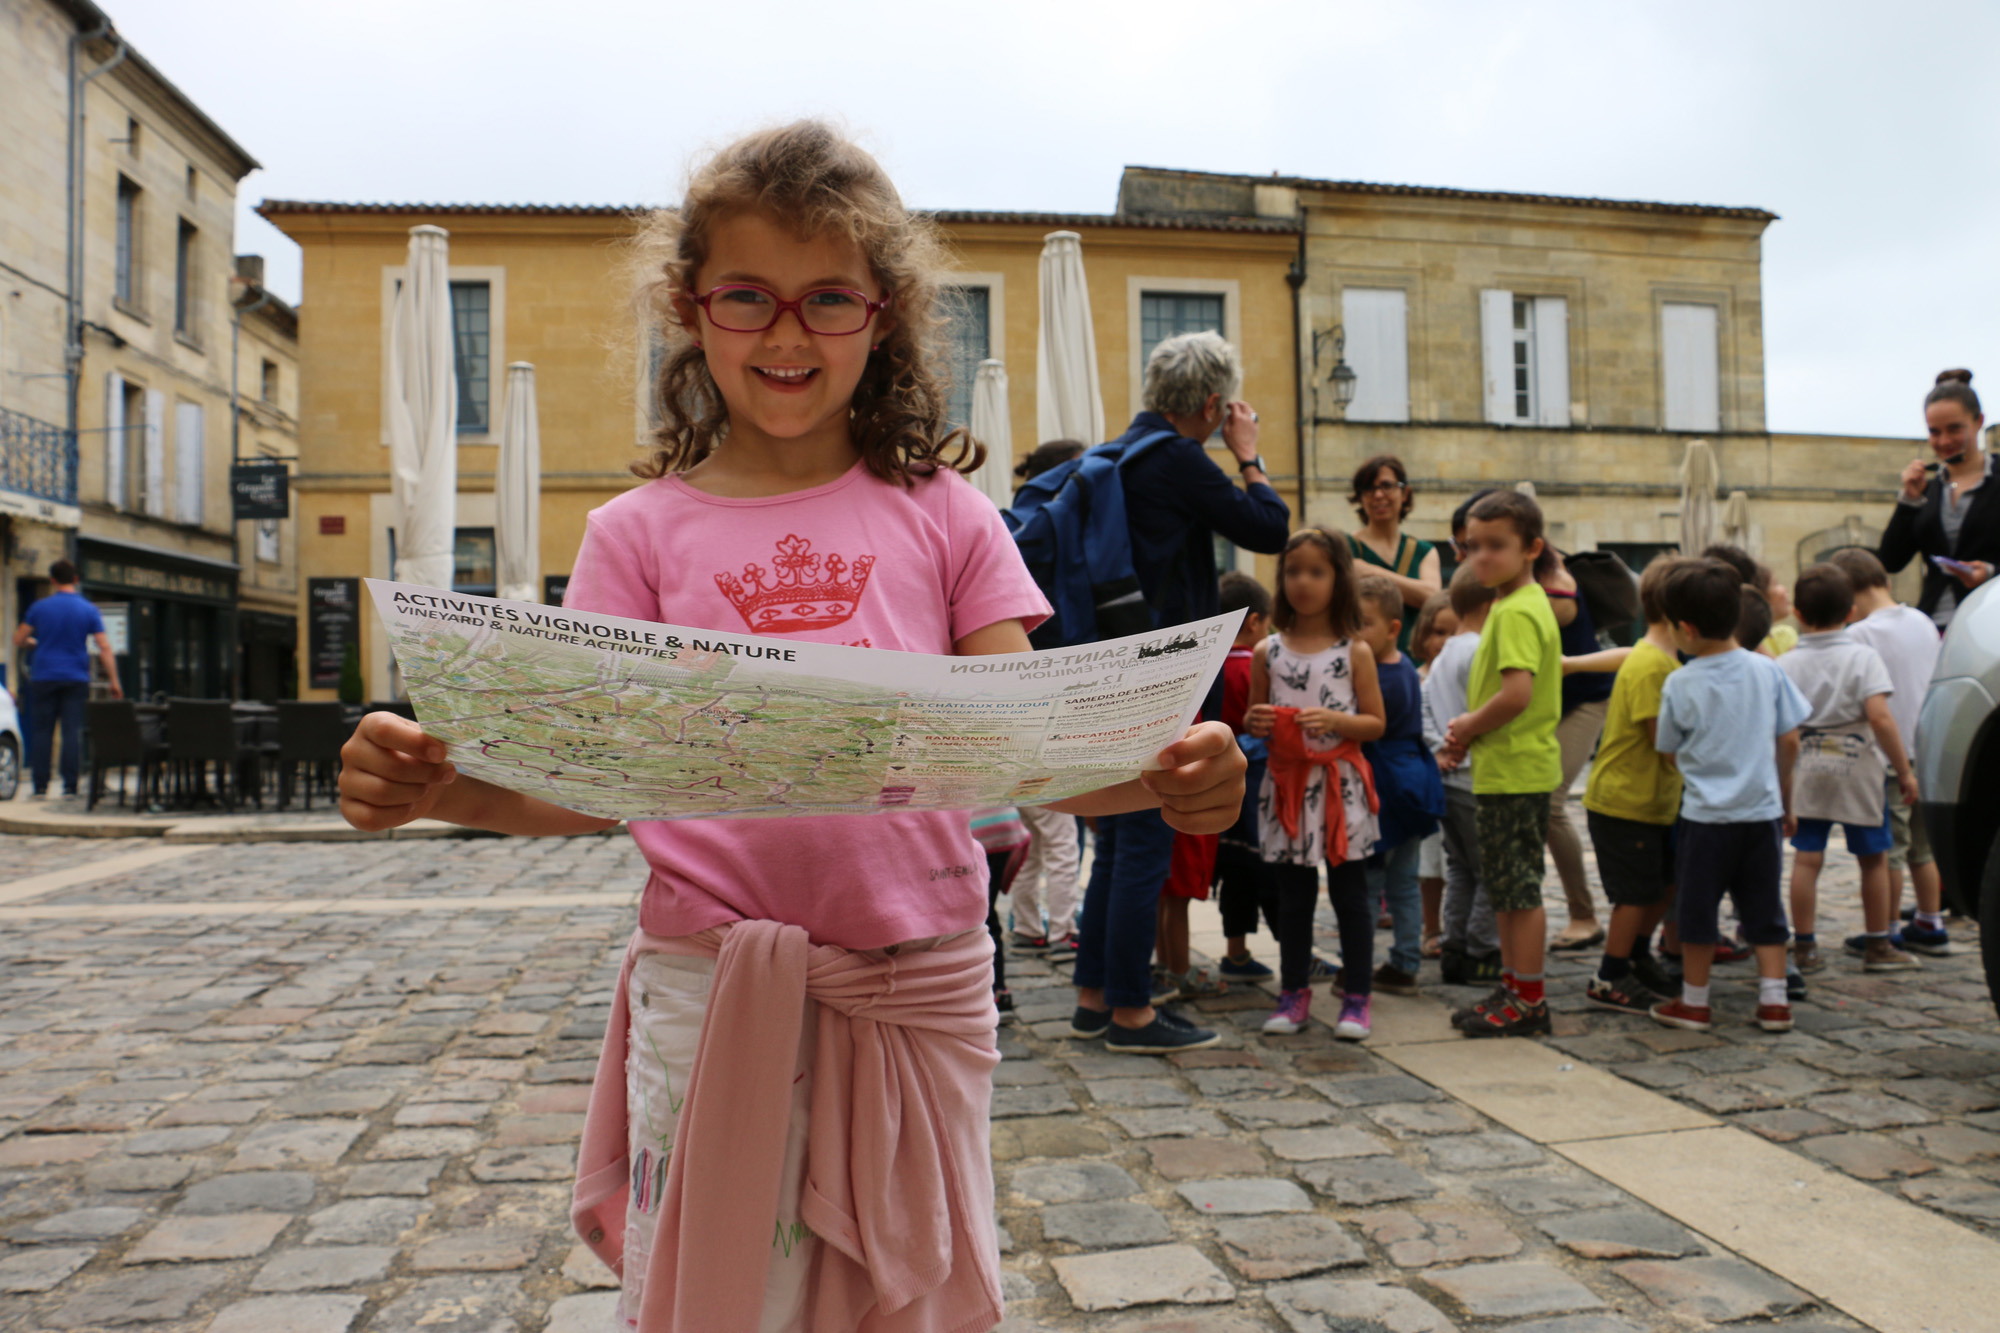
left=1421, top=932, right=1444, bottom=959
left=1176, top=967, right=1229, bottom=999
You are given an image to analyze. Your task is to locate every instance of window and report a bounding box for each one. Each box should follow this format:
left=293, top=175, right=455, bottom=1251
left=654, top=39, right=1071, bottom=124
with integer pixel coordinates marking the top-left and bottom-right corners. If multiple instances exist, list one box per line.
left=174, top=400, right=204, bottom=524
left=1661, top=302, right=1721, bottom=432
left=174, top=219, right=197, bottom=336
left=115, top=176, right=141, bottom=308
left=452, top=528, right=497, bottom=595
left=124, top=116, right=140, bottom=156
left=450, top=281, right=491, bottom=433
left=261, top=359, right=279, bottom=403
left=1139, top=291, right=1225, bottom=367
left=119, top=379, right=144, bottom=509
left=1341, top=288, right=1409, bottom=423
left=1479, top=290, right=1570, bottom=427
left=185, top=165, right=197, bottom=200
left=255, top=518, right=281, bottom=564
left=942, top=286, right=990, bottom=430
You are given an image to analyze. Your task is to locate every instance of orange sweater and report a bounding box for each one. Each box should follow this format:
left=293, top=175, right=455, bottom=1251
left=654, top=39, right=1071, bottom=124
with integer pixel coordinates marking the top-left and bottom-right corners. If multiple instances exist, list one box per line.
left=1267, top=705, right=1379, bottom=863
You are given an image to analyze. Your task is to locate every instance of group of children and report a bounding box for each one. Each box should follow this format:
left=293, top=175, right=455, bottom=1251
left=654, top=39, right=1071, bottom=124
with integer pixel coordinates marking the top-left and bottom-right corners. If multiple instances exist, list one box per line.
left=1195, top=492, right=1947, bottom=1042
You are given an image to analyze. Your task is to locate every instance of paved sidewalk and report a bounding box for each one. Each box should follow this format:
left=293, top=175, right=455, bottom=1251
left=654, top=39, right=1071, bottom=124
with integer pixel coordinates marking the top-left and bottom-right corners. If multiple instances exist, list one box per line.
left=0, top=787, right=484, bottom=843
left=0, top=815, right=1995, bottom=1331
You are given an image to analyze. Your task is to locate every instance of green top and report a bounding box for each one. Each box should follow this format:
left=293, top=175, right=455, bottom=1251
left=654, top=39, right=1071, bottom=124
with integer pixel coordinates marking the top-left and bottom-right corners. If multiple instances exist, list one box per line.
left=1467, top=582, right=1564, bottom=794
left=1348, top=531, right=1435, bottom=653
left=1582, top=639, right=1682, bottom=824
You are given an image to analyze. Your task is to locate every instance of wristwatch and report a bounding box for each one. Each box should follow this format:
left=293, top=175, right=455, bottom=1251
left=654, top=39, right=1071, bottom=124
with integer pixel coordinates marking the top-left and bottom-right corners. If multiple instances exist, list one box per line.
left=1238, top=455, right=1268, bottom=475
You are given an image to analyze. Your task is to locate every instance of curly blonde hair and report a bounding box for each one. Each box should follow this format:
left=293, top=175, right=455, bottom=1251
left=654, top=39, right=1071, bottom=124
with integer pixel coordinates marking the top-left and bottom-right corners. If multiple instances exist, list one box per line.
left=627, top=120, right=982, bottom=486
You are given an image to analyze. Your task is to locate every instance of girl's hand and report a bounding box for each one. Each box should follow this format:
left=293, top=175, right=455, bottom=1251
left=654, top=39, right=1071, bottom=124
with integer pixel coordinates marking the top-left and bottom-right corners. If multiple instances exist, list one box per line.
left=1141, top=721, right=1248, bottom=835
left=339, top=712, right=457, bottom=832
left=1244, top=703, right=1277, bottom=739
left=1296, top=707, right=1342, bottom=738
left=1436, top=742, right=1466, bottom=772
left=1901, top=457, right=1929, bottom=503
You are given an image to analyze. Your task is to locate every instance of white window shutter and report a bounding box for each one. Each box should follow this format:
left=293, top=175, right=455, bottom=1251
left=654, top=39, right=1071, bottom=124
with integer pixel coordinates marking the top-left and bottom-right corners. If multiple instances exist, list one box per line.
left=104, top=372, right=126, bottom=508
left=1662, top=303, right=1720, bottom=431
left=143, top=388, right=167, bottom=518
left=175, top=401, right=205, bottom=525
left=1533, top=296, right=1570, bottom=427
left=1342, top=288, right=1410, bottom=423
left=1479, top=290, right=1513, bottom=424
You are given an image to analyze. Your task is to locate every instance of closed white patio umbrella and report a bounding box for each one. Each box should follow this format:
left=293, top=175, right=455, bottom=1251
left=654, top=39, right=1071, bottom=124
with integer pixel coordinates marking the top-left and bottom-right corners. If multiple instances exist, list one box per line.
left=1722, top=488, right=1753, bottom=552
left=1035, top=231, right=1104, bottom=446
left=388, top=225, right=457, bottom=589
left=496, top=362, right=542, bottom=602
left=966, top=359, right=1015, bottom=509
left=1679, top=439, right=1719, bottom=556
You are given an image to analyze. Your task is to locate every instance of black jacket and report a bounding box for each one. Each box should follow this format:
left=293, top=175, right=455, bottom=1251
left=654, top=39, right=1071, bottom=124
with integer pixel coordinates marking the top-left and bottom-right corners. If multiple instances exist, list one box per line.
left=1879, top=454, right=2000, bottom=618
left=1115, top=411, right=1292, bottom=631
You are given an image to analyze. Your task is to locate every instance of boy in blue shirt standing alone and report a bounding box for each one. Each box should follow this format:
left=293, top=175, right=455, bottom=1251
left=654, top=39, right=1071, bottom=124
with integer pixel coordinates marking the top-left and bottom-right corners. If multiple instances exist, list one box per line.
left=1651, top=560, right=1811, bottom=1033
left=12, top=559, right=122, bottom=798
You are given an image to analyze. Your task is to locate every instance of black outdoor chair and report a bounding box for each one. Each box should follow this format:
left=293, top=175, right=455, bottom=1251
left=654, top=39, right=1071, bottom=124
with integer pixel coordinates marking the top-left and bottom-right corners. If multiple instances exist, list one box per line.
left=85, top=700, right=167, bottom=810
left=166, top=698, right=259, bottom=813
left=276, top=701, right=351, bottom=811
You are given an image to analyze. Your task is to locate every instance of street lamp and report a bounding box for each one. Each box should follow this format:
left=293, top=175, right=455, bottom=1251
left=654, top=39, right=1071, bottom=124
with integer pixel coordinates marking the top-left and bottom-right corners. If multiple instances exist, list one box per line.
left=1313, top=325, right=1357, bottom=415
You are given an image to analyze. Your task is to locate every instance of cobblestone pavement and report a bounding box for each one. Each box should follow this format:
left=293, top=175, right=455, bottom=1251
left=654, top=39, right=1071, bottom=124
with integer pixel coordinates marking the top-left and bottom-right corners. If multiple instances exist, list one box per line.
left=0, top=811, right=1991, bottom=1332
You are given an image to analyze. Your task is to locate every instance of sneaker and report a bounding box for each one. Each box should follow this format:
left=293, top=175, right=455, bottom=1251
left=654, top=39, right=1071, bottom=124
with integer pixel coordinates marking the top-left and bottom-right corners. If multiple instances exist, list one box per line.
left=1372, top=963, right=1419, bottom=997
left=1657, top=950, right=1686, bottom=987
left=1844, top=930, right=1905, bottom=957
left=1650, top=998, right=1714, bottom=1032
left=1465, top=951, right=1504, bottom=984
left=1863, top=937, right=1922, bottom=972
left=1756, top=1002, right=1794, bottom=1032
left=1069, top=1006, right=1112, bottom=1039
left=1010, top=931, right=1051, bottom=954
left=1334, top=994, right=1373, bottom=1040
left=1044, top=936, right=1079, bottom=964
left=1261, top=988, right=1313, bottom=1035
left=1585, top=975, right=1661, bottom=1015
left=1154, top=1005, right=1202, bottom=1031
left=1794, top=941, right=1825, bottom=974
left=1786, top=966, right=1808, bottom=1001
left=1438, top=944, right=1469, bottom=987
left=1175, top=968, right=1229, bottom=1000
left=1630, top=953, right=1677, bottom=998
left=1902, top=923, right=1953, bottom=956
left=1307, top=955, right=1340, bottom=982
left=1712, top=937, right=1752, bottom=964
left=1105, top=1013, right=1221, bottom=1053
left=1217, top=952, right=1274, bottom=979
left=993, top=988, right=1015, bottom=1023
left=1452, top=984, right=1517, bottom=1029
left=1461, top=996, right=1551, bottom=1038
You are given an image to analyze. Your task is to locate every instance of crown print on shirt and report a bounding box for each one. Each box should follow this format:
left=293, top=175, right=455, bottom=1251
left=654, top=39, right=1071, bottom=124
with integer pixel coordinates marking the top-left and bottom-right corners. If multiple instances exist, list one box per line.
left=715, top=534, right=877, bottom=634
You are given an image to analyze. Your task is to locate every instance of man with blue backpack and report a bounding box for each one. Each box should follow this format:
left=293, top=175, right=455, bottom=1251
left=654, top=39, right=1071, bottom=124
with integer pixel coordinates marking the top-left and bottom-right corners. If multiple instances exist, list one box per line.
left=1014, top=329, right=1290, bottom=1051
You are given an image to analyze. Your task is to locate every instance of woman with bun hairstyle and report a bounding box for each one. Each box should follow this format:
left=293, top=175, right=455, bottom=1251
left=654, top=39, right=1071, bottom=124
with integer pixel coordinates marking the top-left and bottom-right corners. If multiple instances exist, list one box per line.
left=1881, top=370, right=1998, bottom=629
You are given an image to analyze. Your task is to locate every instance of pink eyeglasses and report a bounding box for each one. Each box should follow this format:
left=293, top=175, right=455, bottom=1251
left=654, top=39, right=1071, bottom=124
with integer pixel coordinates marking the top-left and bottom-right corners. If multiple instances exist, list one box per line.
left=693, top=284, right=892, bottom=336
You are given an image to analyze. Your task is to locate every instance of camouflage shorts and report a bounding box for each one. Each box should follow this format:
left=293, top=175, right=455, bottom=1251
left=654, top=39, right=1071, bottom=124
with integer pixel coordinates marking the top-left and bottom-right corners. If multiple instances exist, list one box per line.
left=1475, top=791, right=1552, bottom=913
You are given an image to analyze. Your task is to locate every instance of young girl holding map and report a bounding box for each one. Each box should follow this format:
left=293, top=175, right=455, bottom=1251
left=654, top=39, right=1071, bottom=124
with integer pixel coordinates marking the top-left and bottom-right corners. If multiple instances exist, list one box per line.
left=337, top=121, right=1246, bottom=1333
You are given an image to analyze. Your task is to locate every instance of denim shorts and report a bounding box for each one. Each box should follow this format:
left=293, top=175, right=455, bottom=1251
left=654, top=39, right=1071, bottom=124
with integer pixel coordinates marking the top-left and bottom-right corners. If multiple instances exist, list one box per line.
left=1791, top=810, right=1893, bottom=858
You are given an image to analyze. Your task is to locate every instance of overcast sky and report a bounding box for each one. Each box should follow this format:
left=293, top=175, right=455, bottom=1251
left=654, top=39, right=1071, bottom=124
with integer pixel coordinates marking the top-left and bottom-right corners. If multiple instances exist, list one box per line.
left=105, top=0, right=1996, bottom=441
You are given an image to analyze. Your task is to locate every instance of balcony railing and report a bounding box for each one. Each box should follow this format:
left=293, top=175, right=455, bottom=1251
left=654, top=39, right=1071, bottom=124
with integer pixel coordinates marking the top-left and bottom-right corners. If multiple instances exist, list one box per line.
left=0, top=405, right=79, bottom=521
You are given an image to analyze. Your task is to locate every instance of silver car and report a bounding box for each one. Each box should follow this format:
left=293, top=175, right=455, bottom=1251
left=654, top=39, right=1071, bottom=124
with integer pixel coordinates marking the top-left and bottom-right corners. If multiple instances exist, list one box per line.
left=1916, top=578, right=2000, bottom=1009
left=0, top=686, right=21, bottom=801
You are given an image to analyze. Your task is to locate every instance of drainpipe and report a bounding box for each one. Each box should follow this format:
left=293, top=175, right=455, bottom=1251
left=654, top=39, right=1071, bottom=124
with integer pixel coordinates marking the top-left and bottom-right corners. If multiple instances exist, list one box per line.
left=1284, top=204, right=1310, bottom=526
left=64, top=16, right=128, bottom=489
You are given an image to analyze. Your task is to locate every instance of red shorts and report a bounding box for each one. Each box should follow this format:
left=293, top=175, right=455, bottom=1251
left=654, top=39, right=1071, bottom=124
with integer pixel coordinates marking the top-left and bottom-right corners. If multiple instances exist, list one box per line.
left=1163, top=831, right=1220, bottom=901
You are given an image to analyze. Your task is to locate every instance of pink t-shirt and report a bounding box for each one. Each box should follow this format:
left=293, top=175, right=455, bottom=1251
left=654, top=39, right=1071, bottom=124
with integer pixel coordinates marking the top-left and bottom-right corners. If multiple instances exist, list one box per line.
left=562, top=460, right=1051, bottom=949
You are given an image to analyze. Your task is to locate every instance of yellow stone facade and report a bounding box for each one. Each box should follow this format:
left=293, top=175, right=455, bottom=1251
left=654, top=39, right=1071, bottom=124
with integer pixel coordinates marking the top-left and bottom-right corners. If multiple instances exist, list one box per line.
left=269, top=167, right=1937, bottom=699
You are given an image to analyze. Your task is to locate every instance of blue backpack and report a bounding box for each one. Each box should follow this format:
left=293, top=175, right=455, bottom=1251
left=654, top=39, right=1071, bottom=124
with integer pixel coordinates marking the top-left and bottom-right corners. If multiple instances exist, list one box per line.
left=1003, top=429, right=1177, bottom=650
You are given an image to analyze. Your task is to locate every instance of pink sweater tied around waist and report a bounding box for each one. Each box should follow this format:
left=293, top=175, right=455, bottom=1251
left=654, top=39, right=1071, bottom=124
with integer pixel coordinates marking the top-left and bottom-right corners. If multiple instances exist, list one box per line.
left=571, top=919, right=1005, bottom=1333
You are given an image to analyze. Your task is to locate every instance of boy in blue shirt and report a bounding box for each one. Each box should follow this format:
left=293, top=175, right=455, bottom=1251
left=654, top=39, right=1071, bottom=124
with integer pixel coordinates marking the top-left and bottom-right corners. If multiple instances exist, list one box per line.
left=1651, top=559, right=1812, bottom=1033
left=1357, top=575, right=1445, bottom=995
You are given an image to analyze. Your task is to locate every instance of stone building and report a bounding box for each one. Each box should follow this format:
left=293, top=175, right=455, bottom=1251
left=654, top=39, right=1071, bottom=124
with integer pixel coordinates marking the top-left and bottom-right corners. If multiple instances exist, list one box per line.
left=1, top=0, right=297, bottom=700
left=1117, top=167, right=1927, bottom=586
